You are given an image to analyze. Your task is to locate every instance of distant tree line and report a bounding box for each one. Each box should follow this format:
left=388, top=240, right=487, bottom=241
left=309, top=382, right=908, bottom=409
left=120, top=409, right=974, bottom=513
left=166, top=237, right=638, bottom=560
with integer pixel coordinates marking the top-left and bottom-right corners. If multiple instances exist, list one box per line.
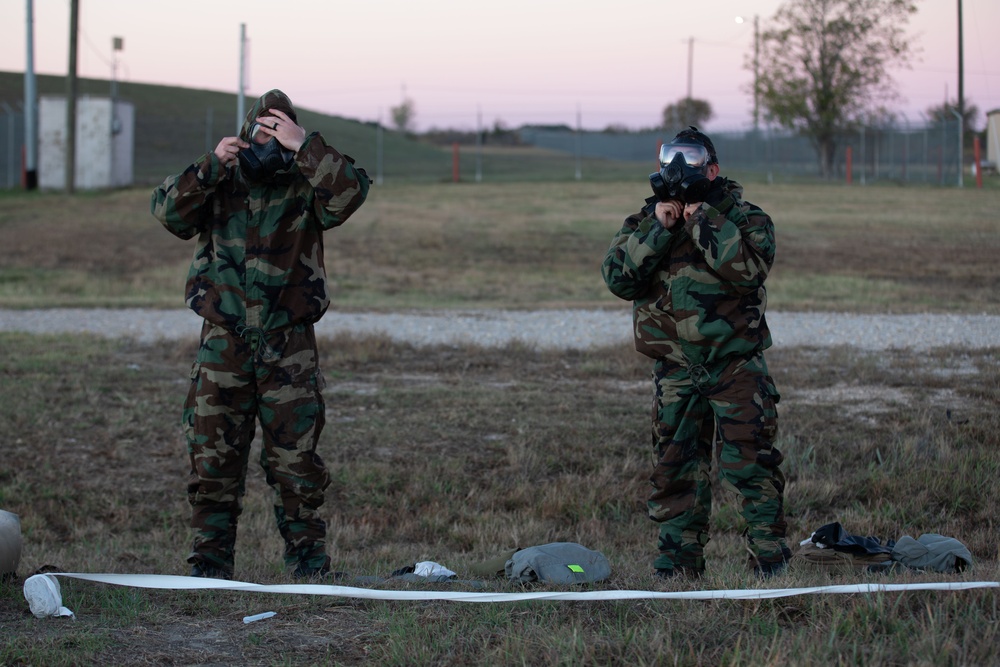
left=388, top=0, right=988, bottom=174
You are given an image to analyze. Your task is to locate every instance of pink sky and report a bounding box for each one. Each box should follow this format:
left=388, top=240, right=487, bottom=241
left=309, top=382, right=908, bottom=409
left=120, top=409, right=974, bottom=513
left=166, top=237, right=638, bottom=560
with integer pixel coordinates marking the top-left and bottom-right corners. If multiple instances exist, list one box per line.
left=2, top=0, right=998, bottom=132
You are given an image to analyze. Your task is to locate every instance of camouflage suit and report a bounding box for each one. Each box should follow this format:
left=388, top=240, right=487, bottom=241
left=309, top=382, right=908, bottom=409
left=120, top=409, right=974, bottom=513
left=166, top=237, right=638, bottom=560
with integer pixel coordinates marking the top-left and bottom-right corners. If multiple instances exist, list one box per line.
left=601, top=177, right=789, bottom=575
left=151, top=90, right=369, bottom=578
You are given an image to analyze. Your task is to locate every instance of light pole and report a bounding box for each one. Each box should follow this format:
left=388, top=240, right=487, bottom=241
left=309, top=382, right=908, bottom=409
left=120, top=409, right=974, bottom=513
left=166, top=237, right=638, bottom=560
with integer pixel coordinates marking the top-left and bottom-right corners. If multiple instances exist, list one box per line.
left=237, top=24, right=246, bottom=135
left=24, top=0, right=38, bottom=189
left=735, top=15, right=760, bottom=133
left=110, top=37, right=123, bottom=136
left=686, top=37, right=694, bottom=100
left=753, top=15, right=760, bottom=133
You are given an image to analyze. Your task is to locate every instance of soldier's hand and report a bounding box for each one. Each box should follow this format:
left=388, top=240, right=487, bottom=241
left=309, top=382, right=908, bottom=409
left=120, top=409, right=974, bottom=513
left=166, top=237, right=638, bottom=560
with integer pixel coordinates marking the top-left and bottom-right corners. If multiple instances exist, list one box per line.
left=654, top=200, right=683, bottom=229
left=683, top=202, right=702, bottom=221
left=214, top=136, right=249, bottom=168
left=255, top=109, right=307, bottom=152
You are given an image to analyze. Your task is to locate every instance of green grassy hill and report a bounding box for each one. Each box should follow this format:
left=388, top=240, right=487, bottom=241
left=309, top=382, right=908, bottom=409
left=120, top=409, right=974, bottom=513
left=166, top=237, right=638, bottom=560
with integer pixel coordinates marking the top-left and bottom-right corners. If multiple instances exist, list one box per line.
left=0, top=71, right=645, bottom=185
left=0, top=71, right=450, bottom=184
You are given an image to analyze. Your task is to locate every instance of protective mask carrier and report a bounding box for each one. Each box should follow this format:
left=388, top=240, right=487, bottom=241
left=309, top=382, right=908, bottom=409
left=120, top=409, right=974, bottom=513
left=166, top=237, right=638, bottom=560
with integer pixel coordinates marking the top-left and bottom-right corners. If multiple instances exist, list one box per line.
left=237, top=124, right=295, bottom=182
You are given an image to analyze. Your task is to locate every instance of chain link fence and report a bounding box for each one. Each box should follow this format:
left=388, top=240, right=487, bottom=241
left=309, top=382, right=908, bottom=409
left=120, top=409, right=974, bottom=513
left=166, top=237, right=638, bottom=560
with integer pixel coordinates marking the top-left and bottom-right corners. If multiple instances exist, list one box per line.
left=520, top=119, right=973, bottom=186
left=0, top=104, right=25, bottom=189
left=0, top=101, right=981, bottom=189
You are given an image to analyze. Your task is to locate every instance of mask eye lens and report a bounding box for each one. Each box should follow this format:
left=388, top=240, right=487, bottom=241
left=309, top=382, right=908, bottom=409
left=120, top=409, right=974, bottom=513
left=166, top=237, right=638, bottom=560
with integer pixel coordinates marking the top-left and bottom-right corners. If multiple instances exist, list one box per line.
left=659, top=143, right=708, bottom=168
left=249, top=123, right=268, bottom=143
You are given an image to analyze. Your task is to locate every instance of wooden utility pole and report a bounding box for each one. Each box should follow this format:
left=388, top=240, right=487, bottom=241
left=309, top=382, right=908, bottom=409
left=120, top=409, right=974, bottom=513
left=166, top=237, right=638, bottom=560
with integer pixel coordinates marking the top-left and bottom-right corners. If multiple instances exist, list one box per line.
left=66, top=0, right=79, bottom=193
left=957, top=0, right=964, bottom=187
left=957, top=0, right=964, bottom=121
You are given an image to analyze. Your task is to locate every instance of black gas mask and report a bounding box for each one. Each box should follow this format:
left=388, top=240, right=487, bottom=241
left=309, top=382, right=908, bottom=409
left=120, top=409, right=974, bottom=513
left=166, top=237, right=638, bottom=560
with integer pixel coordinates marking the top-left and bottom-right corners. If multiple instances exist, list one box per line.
left=648, top=142, right=713, bottom=204
left=237, top=123, right=295, bottom=183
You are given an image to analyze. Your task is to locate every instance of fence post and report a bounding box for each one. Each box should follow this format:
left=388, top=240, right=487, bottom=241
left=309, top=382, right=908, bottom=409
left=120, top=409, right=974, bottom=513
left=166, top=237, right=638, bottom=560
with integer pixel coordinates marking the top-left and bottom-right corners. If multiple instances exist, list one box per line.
left=973, top=136, right=983, bottom=188
left=859, top=126, right=866, bottom=186
left=902, top=124, right=909, bottom=182
left=845, top=146, right=853, bottom=185
left=1, top=102, right=13, bottom=189
left=452, top=142, right=460, bottom=183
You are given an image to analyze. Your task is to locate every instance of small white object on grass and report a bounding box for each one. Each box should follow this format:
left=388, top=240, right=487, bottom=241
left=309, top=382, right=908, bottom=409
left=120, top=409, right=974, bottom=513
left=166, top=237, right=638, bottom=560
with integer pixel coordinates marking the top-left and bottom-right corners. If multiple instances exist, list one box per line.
left=243, top=611, right=277, bottom=624
left=23, top=574, right=75, bottom=619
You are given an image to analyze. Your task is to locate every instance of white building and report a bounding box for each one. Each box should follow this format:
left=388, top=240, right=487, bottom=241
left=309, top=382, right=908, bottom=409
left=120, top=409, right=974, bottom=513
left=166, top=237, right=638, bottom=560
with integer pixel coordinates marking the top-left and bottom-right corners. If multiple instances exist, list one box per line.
left=986, top=109, right=1000, bottom=172
left=38, top=95, right=134, bottom=190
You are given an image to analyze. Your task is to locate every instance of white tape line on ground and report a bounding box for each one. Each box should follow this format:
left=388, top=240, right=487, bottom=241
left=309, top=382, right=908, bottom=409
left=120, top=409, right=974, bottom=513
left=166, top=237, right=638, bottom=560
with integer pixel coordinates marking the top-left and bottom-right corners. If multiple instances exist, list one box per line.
left=44, top=573, right=1000, bottom=603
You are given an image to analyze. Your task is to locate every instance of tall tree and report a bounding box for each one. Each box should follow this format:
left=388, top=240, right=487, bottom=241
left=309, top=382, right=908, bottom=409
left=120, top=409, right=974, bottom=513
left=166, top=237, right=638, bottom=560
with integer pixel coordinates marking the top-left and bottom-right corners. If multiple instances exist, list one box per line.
left=390, top=97, right=416, bottom=135
left=661, top=98, right=713, bottom=132
left=752, top=0, right=917, bottom=178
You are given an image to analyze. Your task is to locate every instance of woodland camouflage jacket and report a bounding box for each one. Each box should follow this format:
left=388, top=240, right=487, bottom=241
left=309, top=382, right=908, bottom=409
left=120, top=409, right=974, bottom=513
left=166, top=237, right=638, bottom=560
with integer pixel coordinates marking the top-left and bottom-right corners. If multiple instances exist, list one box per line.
left=151, top=90, right=369, bottom=334
left=601, top=178, right=774, bottom=365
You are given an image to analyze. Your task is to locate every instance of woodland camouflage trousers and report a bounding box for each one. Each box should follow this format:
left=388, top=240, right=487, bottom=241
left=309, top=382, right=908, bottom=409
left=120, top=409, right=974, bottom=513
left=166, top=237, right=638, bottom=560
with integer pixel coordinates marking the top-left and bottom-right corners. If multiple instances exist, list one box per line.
left=183, top=321, right=330, bottom=576
left=648, top=352, right=788, bottom=572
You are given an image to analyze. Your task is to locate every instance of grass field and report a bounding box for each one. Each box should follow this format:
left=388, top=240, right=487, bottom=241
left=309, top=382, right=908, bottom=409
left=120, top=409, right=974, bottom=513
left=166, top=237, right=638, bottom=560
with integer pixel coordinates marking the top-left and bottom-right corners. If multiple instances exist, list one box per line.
left=0, top=174, right=999, bottom=664
left=0, top=180, right=998, bottom=313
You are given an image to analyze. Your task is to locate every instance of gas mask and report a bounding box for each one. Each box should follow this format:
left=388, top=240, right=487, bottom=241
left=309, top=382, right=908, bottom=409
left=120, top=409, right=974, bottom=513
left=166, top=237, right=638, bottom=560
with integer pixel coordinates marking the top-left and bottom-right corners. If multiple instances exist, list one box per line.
left=648, top=142, right=713, bottom=204
left=237, top=123, right=295, bottom=183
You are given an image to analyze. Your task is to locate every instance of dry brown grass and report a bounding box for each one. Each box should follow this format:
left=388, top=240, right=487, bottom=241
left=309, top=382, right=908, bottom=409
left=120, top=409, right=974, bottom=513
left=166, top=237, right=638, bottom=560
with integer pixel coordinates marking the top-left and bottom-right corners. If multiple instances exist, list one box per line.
left=0, top=180, right=998, bottom=311
left=1, top=178, right=999, bottom=664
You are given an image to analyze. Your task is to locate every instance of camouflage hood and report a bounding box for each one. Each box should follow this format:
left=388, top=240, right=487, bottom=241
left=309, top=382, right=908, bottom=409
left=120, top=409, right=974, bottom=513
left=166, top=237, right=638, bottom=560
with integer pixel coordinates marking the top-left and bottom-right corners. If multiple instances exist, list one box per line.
left=240, top=89, right=298, bottom=143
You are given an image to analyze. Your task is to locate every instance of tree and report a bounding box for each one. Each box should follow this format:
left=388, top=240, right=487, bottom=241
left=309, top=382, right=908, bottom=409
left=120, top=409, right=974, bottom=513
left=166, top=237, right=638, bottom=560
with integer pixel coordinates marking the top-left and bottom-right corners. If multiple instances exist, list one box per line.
left=390, top=97, right=416, bottom=134
left=661, top=98, right=713, bottom=132
left=602, top=123, right=631, bottom=135
left=752, top=0, right=917, bottom=178
left=926, top=99, right=980, bottom=133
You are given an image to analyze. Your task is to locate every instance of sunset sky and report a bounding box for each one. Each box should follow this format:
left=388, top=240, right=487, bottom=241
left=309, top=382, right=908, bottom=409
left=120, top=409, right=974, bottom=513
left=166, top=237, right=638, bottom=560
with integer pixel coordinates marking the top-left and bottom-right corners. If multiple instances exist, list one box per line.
left=2, top=0, right=998, bottom=132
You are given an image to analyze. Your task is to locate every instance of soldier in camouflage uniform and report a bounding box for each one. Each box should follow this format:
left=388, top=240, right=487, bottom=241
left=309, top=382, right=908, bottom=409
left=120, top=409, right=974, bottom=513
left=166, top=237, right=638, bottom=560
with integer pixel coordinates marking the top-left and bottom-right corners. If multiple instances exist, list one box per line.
left=601, top=127, right=790, bottom=579
left=151, top=89, right=369, bottom=580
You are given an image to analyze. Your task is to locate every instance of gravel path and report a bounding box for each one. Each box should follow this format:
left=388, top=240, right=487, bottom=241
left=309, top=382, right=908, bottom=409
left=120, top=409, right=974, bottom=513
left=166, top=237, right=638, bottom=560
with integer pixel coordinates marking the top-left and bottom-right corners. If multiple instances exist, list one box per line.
left=1, top=308, right=998, bottom=351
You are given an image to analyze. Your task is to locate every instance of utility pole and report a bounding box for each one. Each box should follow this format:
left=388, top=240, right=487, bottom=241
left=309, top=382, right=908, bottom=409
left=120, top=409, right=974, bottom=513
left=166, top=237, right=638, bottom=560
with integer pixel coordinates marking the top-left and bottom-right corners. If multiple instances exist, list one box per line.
left=957, top=0, right=964, bottom=122
left=957, top=0, right=964, bottom=187
left=753, top=15, right=760, bottom=133
left=24, top=0, right=38, bottom=189
left=109, top=36, right=122, bottom=185
left=237, top=23, right=246, bottom=134
left=110, top=37, right=122, bottom=102
left=66, top=0, right=79, bottom=194
left=686, top=37, right=694, bottom=100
